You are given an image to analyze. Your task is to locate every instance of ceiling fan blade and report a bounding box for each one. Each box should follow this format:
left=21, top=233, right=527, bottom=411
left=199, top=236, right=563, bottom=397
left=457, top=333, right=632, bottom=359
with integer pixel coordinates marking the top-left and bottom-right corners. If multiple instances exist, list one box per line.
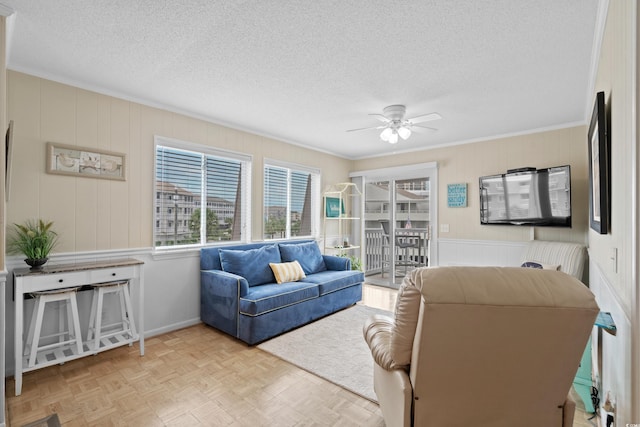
left=368, top=114, right=391, bottom=123
left=346, top=125, right=387, bottom=132
left=411, top=125, right=438, bottom=132
left=406, top=112, right=442, bottom=124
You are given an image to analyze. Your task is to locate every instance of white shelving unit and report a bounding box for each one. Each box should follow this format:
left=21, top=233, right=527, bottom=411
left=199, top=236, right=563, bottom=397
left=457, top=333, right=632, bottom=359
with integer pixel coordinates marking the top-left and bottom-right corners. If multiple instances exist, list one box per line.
left=323, top=182, right=363, bottom=262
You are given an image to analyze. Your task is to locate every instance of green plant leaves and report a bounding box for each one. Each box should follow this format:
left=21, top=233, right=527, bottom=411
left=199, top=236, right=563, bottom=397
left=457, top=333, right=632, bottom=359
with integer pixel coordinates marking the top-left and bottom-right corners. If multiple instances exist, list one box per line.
left=7, top=219, right=59, bottom=260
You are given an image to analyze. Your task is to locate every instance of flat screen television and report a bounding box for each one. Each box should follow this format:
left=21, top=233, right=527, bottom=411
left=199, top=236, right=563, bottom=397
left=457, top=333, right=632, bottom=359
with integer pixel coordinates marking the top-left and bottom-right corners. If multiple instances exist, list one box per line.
left=479, top=165, right=571, bottom=227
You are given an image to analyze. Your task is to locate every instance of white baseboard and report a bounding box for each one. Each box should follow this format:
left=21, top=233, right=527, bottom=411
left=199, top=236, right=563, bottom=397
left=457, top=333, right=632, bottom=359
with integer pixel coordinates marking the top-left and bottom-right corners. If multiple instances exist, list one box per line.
left=145, top=318, right=203, bottom=339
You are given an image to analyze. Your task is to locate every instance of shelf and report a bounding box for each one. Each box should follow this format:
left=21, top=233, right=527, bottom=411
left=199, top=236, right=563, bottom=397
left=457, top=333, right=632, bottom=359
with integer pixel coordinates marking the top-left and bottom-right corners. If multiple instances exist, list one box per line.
left=323, top=182, right=362, bottom=259
left=329, top=245, right=361, bottom=250
left=595, top=311, right=617, bottom=335
left=22, top=332, right=136, bottom=373
left=324, top=216, right=360, bottom=220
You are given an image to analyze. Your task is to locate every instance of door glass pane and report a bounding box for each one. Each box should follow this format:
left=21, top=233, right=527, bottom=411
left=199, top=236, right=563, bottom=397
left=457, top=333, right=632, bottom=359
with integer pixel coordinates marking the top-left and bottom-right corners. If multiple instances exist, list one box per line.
left=394, top=178, right=430, bottom=272
left=363, top=180, right=393, bottom=286
left=363, top=175, right=432, bottom=287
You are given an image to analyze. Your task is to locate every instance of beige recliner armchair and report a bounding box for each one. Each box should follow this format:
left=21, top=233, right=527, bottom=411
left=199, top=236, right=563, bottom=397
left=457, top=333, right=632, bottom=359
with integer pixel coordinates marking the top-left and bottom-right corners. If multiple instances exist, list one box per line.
left=364, top=266, right=599, bottom=427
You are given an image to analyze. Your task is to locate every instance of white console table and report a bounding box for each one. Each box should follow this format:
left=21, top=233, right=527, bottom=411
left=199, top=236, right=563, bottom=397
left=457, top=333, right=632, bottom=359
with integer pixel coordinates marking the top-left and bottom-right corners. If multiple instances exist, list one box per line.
left=13, top=258, right=144, bottom=396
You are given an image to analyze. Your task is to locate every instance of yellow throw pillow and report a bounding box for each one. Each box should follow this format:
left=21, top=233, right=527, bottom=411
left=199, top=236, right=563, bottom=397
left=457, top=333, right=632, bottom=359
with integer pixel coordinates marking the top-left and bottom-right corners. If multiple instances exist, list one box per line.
left=269, top=260, right=306, bottom=284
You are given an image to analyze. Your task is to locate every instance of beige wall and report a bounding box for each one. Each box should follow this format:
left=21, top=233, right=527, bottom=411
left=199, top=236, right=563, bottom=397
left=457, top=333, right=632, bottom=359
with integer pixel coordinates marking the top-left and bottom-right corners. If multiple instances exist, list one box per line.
left=586, top=2, right=638, bottom=422
left=353, top=126, right=589, bottom=244
left=6, top=72, right=591, bottom=253
left=6, top=71, right=352, bottom=251
left=590, top=0, right=636, bottom=315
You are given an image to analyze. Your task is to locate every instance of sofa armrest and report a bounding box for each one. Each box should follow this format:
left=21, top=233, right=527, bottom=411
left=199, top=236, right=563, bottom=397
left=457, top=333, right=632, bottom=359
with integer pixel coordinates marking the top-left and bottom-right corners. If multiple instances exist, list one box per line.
left=200, top=270, right=249, bottom=338
left=202, top=269, right=250, bottom=296
left=323, top=254, right=351, bottom=271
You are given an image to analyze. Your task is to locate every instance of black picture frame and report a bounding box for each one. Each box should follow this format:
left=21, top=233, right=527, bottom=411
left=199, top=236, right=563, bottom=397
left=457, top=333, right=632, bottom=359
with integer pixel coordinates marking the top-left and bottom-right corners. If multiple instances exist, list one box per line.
left=5, top=120, right=13, bottom=202
left=588, top=91, right=609, bottom=234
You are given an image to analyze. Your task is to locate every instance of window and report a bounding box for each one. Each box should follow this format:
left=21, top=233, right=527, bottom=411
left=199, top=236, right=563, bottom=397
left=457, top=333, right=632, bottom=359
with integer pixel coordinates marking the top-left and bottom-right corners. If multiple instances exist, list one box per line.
left=155, top=137, right=251, bottom=249
left=263, top=160, right=320, bottom=240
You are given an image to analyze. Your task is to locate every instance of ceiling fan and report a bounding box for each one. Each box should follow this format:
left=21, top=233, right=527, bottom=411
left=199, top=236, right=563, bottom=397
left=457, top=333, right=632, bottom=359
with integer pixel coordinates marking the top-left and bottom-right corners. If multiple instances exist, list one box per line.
left=347, top=105, right=441, bottom=144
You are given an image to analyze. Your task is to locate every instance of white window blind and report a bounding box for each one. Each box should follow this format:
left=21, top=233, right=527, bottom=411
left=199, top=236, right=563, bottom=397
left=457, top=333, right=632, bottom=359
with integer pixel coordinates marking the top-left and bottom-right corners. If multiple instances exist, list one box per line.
left=263, top=161, right=319, bottom=240
left=155, top=137, right=251, bottom=248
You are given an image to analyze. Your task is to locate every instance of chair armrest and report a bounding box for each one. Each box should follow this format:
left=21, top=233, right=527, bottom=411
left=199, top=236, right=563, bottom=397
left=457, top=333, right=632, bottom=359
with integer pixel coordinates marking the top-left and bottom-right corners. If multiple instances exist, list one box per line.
left=200, top=270, right=249, bottom=338
left=323, top=255, right=351, bottom=271
left=363, top=314, right=406, bottom=371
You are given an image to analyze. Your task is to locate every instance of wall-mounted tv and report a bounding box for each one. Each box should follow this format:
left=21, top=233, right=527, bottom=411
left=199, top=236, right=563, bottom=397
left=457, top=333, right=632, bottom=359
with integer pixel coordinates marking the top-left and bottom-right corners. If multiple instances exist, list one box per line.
left=479, top=165, right=571, bottom=227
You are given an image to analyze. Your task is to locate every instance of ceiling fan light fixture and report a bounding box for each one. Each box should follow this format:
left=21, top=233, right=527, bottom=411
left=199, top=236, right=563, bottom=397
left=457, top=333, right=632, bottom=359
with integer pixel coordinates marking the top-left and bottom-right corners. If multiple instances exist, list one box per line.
left=398, top=126, right=411, bottom=140
left=347, top=104, right=441, bottom=145
left=387, top=130, right=399, bottom=144
left=380, top=127, right=393, bottom=141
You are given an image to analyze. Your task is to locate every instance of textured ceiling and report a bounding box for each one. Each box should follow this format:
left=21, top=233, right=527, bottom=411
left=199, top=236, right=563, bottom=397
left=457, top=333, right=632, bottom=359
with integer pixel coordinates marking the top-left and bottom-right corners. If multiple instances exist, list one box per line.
left=3, top=0, right=604, bottom=159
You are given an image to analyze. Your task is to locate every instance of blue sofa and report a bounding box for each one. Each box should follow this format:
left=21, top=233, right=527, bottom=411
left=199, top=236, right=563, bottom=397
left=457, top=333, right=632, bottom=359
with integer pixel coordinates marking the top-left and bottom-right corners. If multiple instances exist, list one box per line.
left=200, top=240, right=364, bottom=344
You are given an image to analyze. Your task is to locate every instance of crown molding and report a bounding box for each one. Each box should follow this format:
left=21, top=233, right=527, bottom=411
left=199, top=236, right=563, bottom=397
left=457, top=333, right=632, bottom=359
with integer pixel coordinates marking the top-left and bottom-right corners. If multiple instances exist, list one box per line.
left=0, top=3, right=14, bottom=16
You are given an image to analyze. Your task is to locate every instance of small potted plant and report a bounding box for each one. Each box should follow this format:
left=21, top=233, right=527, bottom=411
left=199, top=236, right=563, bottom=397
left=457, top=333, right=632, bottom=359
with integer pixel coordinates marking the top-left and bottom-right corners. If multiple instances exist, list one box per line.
left=7, top=219, right=59, bottom=269
left=339, top=254, right=362, bottom=271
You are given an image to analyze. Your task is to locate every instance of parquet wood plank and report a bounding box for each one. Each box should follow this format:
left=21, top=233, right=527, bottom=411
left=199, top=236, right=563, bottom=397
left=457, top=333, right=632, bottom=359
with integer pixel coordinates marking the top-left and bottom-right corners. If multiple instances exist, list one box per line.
left=5, top=284, right=590, bottom=426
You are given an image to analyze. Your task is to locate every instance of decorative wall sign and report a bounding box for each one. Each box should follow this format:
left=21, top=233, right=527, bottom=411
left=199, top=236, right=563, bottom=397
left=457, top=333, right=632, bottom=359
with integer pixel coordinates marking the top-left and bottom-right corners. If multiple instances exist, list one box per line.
left=447, top=183, right=467, bottom=208
left=325, top=196, right=345, bottom=218
left=46, top=142, right=126, bottom=181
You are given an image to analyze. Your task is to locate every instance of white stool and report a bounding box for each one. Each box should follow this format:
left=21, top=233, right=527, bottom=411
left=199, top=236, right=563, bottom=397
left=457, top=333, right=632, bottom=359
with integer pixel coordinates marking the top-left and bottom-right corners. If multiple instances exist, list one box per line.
left=86, top=281, right=137, bottom=352
left=24, top=287, right=83, bottom=368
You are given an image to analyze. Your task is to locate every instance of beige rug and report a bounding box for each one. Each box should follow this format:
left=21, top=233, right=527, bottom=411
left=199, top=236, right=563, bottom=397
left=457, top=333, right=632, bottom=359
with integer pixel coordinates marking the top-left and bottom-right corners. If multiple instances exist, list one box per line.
left=258, top=304, right=391, bottom=403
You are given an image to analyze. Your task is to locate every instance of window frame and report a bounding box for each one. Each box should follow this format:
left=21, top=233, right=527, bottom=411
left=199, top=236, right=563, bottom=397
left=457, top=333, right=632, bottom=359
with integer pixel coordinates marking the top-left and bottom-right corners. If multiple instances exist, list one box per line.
left=153, top=136, right=252, bottom=251
left=263, top=158, right=320, bottom=241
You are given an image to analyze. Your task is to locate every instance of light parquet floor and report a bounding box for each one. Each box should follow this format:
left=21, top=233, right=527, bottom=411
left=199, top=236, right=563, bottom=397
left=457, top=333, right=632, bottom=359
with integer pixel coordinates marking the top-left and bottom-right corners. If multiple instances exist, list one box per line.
left=6, top=283, right=598, bottom=426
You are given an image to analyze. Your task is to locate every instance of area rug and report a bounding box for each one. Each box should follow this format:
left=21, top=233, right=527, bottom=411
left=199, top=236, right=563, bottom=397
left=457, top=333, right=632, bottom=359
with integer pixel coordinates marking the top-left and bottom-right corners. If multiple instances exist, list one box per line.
left=258, top=304, right=392, bottom=403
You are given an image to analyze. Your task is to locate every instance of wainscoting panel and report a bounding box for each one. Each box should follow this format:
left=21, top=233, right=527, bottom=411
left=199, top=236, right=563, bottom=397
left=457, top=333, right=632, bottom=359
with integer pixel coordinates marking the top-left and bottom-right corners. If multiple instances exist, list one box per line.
left=437, top=238, right=527, bottom=267
left=588, top=260, right=633, bottom=425
left=1, top=270, right=6, bottom=427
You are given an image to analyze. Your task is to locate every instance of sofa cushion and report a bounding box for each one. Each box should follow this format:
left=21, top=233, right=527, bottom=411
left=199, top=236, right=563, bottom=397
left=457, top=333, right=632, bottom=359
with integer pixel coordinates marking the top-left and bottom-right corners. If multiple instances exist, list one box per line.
left=270, top=261, right=306, bottom=284
left=300, top=269, right=364, bottom=295
left=279, top=241, right=327, bottom=274
left=240, top=282, right=320, bottom=316
left=219, top=244, right=281, bottom=286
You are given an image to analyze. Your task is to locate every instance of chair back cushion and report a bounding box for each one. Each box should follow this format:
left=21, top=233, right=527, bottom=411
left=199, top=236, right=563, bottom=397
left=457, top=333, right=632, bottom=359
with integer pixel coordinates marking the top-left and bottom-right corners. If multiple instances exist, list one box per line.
left=389, top=274, right=422, bottom=366
left=408, top=266, right=598, bottom=426
left=521, top=240, right=586, bottom=279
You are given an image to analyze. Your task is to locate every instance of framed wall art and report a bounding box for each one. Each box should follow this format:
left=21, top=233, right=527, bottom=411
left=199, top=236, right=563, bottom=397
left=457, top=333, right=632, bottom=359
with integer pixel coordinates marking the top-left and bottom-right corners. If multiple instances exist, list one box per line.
left=447, top=183, right=467, bottom=208
left=324, top=197, right=345, bottom=218
left=46, top=142, right=126, bottom=181
left=587, top=91, right=609, bottom=234
left=6, top=120, right=14, bottom=201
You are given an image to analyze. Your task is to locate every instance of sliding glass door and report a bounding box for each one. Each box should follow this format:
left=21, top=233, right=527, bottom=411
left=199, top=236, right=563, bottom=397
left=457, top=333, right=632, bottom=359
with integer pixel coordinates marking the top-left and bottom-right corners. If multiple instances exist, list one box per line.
left=393, top=178, right=430, bottom=279
left=352, top=163, right=437, bottom=288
